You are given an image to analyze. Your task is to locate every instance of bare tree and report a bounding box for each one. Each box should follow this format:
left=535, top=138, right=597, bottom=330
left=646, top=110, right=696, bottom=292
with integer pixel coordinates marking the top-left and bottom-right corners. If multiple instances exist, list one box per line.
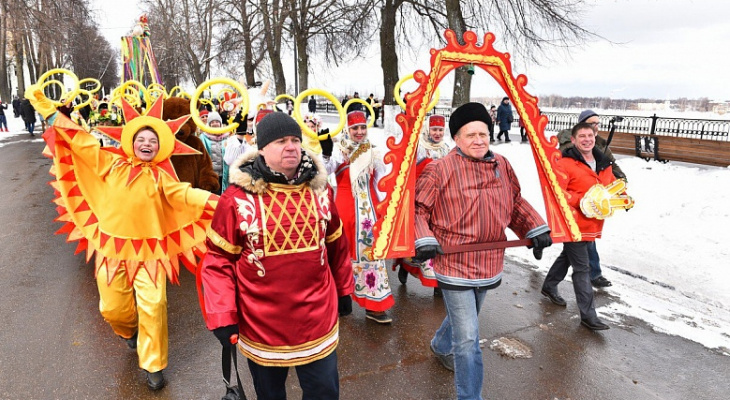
left=286, top=0, right=373, bottom=92
left=142, top=0, right=217, bottom=86
left=0, top=0, right=11, bottom=99
left=217, top=0, right=267, bottom=86
left=258, top=0, right=288, bottom=94
left=377, top=0, right=597, bottom=107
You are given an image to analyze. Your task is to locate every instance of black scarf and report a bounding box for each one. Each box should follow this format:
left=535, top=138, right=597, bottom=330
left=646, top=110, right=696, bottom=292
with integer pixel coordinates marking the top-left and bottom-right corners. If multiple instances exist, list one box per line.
left=241, top=151, right=318, bottom=185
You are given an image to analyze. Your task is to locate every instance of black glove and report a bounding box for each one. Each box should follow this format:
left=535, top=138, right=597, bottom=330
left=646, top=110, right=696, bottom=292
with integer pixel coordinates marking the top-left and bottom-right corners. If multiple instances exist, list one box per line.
left=338, top=295, right=352, bottom=316
left=213, top=324, right=239, bottom=347
left=320, top=133, right=334, bottom=157
left=528, top=232, right=552, bottom=260
left=412, top=244, right=444, bottom=263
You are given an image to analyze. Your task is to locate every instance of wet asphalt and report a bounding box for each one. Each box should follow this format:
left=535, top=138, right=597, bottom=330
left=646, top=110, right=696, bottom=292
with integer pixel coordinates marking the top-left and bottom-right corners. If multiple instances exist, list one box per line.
left=1, top=135, right=728, bottom=400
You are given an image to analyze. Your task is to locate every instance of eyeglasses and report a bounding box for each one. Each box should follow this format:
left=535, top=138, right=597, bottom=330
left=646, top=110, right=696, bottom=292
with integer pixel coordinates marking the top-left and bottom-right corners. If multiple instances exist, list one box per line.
left=587, top=122, right=599, bottom=127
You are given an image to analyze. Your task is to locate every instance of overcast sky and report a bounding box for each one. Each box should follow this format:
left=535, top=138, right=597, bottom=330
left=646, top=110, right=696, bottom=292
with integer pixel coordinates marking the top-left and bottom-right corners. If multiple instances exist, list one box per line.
left=91, top=0, right=729, bottom=101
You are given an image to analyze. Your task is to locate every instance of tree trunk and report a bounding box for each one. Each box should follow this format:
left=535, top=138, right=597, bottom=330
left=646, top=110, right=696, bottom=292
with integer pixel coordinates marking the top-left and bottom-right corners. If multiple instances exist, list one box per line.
left=13, top=23, right=25, bottom=96
left=240, top=1, right=256, bottom=87
left=260, top=0, right=286, bottom=94
left=0, top=0, right=9, bottom=100
left=295, top=34, right=308, bottom=93
left=446, top=0, right=471, bottom=108
left=379, top=0, right=402, bottom=106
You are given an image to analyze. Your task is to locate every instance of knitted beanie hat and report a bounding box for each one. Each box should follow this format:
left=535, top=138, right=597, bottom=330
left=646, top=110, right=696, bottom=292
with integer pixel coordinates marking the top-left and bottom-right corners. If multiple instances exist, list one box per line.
left=255, top=112, right=302, bottom=149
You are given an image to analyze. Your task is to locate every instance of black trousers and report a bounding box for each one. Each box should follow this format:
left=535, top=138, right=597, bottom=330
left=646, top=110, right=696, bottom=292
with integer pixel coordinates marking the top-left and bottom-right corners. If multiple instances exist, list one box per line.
left=543, top=241, right=598, bottom=320
left=247, top=350, right=339, bottom=400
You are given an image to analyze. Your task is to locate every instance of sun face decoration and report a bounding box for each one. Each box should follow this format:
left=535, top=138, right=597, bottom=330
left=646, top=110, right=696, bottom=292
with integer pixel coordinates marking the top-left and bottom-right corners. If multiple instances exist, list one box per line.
left=40, top=93, right=217, bottom=285
left=95, top=95, right=201, bottom=185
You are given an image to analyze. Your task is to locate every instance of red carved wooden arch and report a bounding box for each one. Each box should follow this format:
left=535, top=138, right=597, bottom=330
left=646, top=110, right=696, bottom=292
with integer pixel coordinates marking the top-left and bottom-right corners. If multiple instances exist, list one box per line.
left=372, top=30, right=581, bottom=259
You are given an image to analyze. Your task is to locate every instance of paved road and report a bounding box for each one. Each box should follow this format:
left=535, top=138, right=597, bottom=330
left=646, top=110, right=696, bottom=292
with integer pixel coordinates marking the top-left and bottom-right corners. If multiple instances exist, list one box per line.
left=1, top=135, right=728, bottom=399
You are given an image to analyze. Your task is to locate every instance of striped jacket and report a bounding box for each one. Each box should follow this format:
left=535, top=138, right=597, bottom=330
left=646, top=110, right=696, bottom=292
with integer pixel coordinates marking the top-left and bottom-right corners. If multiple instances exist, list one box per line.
left=414, top=148, right=548, bottom=287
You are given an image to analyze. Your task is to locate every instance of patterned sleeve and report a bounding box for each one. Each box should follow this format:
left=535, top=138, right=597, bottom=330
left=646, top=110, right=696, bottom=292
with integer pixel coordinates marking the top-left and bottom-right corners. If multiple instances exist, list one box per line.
left=200, top=190, right=243, bottom=330
left=324, top=186, right=355, bottom=297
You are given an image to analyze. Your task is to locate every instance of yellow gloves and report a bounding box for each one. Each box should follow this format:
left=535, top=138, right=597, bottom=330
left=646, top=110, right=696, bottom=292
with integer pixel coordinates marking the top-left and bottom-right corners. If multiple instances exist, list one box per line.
left=25, top=85, right=58, bottom=120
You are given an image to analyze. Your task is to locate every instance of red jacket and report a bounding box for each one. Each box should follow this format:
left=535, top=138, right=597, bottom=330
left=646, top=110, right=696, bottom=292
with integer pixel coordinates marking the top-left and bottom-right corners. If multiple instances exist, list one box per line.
left=201, top=151, right=353, bottom=367
left=558, top=147, right=616, bottom=240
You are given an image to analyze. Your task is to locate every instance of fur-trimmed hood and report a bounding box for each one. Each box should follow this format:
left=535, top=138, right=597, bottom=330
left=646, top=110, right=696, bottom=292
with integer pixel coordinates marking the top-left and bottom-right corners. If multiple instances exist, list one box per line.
left=228, top=148, right=328, bottom=195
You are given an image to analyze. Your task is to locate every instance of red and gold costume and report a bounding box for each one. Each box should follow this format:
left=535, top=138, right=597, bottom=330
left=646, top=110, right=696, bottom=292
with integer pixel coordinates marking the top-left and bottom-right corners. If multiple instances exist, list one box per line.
left=325, top=111, right=393, bottom=312
left=27, top=87, right=217, bottom=374
left=201, top=150, right=353, bottom=366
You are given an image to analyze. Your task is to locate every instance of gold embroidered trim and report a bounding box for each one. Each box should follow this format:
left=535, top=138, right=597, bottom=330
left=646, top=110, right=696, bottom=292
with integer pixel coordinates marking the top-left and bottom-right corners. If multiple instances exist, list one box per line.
left=325, top=221, right=343, bottom=243
left=241, top=340, right=338, bottom=367
left=240, top=322, right=338, bottom=352
left=207, top=229, right=242, bottom=254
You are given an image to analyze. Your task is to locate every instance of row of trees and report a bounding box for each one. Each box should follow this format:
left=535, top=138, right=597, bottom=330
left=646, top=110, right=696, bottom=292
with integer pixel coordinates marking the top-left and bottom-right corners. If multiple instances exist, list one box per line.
left=144, top=0, right=595, bottom=107
left=0, top=0, right=118, bottom=101
left=1, top=0, right=594, bottom=107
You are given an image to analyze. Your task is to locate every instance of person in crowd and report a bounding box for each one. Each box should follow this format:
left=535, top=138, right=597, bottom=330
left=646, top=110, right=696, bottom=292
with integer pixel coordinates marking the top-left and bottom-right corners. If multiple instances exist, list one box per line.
left=396, top=114, right=453, bottom=296
left=496, top=97, right=513, bottom=142
left=308, top=95, right=317, bottom=113
left=0, top=99, right=8, bottom=132
left=323, top=110, right=394, bottom=323
left=488, top=105, right=497, bottom=143
left=346, top=92, right=363, bottom=113
left=223, top=108, right=273, bottom=168
left=557, top=109, right=626, bottom=288
left=414, top=102, right=552, bottom=399
left=541, top=121, right=617, bottom=331
left=366, top=93, right=380, bottom=127
left=200, top=111, right=231, bottom=194
left=26, top=86, right=218, bottom=391
left=20, top=98, right=36, bottom=136
left=518, top=117, right=527, bottom=143
left=201, top=112, right=353, bottom=400
left=12, top=95, right=21, bottom=118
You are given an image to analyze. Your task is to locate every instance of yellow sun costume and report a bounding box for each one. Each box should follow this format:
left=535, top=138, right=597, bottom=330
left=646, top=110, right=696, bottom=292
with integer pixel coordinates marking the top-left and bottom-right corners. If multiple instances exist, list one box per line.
left=27, top=86, right=218, bottom=374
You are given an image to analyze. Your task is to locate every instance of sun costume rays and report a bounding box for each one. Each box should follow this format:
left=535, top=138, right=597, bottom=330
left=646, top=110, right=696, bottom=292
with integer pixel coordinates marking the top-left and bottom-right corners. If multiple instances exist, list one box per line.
left=35, top=89, right=218, bottom=286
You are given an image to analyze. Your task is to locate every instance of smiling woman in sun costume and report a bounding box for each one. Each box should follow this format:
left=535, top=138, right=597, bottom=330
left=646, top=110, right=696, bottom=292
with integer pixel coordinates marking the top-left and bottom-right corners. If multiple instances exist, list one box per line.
left=26, top=84, right=218, bottom=391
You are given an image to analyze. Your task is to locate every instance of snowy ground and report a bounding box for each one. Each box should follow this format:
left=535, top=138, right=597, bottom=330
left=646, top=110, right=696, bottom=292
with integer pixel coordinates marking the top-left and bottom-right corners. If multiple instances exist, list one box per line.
left=5, top=111, right=728, bottom=355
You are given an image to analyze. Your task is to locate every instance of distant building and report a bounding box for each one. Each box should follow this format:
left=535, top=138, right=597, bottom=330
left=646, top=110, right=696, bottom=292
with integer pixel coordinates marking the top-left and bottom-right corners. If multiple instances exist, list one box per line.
left=710, top=101, right=730, bottom=115
left=637, top=100, right=672, bottom=111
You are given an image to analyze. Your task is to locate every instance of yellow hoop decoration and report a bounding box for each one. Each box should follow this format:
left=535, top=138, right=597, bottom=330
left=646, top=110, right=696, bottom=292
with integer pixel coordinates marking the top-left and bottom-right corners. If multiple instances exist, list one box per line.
left=36, top=68, right=80, bottom=107
left=190, top=78, right=249, bottom=135
left=147, top=83, right=168, bottom=101
left=394, top=73, right=440, bottom=111
left=275, top=94, right=296, bottom=105
left=169, top=86, right=190, bottom=98
left=73, top=90, right=94, bottom=111
left=292, top=89, right=346, bottom=140
left=79, top=78, right=101, bottom=94
left=343, top=98, right=376, bottom=129
left=117, top=80, right=148, bottom=108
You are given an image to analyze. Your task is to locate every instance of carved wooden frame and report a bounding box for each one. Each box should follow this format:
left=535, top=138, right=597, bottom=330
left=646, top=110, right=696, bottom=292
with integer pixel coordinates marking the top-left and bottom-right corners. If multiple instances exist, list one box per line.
left=372, top=30, right=581, bottom=259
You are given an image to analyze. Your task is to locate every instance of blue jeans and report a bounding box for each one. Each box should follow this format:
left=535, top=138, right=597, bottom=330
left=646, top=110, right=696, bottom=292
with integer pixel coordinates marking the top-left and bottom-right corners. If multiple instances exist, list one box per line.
left=247, top=350, right=339, bottom=400
left=431, top=287, right=488, bottom=400
left=587, top=241, right=602, bottom=280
